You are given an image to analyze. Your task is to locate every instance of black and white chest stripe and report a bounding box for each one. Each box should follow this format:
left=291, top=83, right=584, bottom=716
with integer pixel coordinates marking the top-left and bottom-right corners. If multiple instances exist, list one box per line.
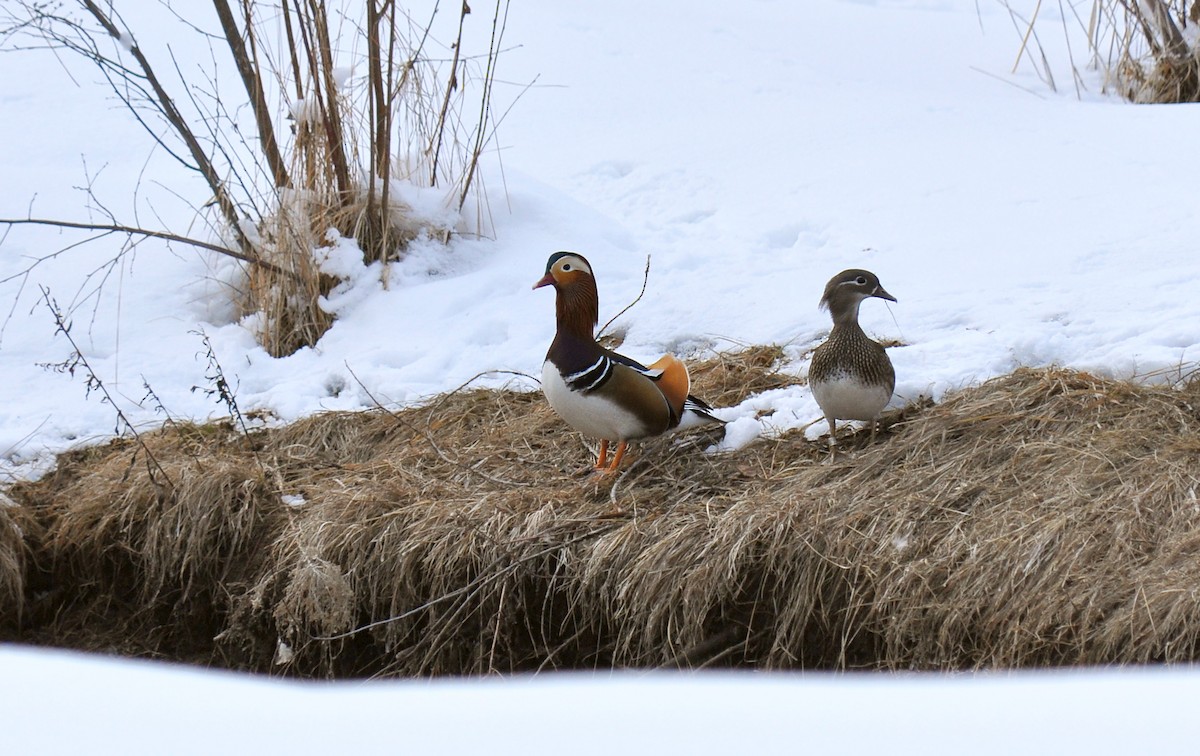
left=563, top=354, right=661, bottom=393
left=563, top=354, right=614, bottom=392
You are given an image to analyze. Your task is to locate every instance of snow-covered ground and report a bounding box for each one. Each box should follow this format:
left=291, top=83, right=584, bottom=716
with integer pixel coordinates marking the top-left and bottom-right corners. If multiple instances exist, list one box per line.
left=5, top=0, right=1199, bottom=478
left=2, top=644, right=1198, bottom=755
left=3, top=1, right=1199, bottom=750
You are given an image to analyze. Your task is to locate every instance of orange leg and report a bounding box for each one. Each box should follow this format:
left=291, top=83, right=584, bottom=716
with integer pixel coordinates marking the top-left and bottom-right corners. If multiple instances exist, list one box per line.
left=594, top=439, right=610, bottom=470
left=605, top=441, right=629, bottom=472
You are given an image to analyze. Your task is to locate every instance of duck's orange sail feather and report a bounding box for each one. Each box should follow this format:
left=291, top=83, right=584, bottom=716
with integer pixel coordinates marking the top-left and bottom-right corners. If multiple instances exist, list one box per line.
left=647, top=354, right=689, bottom=424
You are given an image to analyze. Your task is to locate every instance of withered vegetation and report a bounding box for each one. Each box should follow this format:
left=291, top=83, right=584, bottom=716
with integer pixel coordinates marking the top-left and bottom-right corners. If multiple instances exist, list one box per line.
left=4, top=346, right=1200, bottom=677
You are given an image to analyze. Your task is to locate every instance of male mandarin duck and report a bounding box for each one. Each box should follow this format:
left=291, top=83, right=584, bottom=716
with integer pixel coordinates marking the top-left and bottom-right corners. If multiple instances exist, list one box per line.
left=533, top=251, right=722, bottom=473
left=809, top=269, right=897, bottom=452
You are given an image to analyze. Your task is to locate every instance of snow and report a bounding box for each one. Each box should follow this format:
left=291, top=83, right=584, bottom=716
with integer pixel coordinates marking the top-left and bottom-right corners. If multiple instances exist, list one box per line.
left=2, top=645, right=1198, bottom=754
left=2, top=0, right=1199, bottom=748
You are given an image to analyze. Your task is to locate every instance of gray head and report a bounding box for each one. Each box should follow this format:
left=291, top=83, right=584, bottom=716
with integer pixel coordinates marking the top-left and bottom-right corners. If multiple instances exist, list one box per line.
left=819, top=269, right=896, bottom=324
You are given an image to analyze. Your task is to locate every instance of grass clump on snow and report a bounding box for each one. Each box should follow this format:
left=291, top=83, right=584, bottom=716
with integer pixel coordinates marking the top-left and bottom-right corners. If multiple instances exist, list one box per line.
left=1101, top=0, right=1200, bottom=103
left=5, top=350, right=1200, bottom=677
left=1011, top=0, right=1200, bottom=103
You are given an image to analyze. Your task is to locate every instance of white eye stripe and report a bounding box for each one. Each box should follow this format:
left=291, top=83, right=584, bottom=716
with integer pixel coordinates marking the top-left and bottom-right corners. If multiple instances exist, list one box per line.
left=559, top=256, right=591, bottom=275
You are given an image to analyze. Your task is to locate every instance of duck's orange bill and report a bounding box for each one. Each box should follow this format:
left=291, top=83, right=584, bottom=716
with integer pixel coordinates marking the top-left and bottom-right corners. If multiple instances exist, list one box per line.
left=533, top=272, right=555, bottom=289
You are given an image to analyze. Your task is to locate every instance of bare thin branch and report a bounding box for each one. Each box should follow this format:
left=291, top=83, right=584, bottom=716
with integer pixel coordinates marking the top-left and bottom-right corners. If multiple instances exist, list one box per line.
left=597, top=254, right=651, bottom=339
left=78, top=0, right=253, bottom=255
left=39, top=284, right=175, bottom=491
left=212, top=0, right=290, bottom=188
left=0, top=217, right=292, bottom=278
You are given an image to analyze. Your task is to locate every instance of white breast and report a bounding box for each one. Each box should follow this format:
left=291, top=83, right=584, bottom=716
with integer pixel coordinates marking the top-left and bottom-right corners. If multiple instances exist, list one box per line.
left=811, top=371, right=891, bottom=422
left=542, top=360, right=649, bottom=441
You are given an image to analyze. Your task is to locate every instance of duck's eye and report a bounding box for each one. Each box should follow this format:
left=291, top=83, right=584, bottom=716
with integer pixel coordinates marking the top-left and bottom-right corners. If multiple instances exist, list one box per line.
left=562, top=263, right=572, bottom=271
left=855, top=275, right=867, bottom=285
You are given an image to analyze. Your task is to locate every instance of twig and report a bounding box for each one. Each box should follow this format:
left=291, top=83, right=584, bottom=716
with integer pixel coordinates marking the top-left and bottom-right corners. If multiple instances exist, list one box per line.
left=78, top=0, right=253, bottom=256
left=0, top=217, right=292, bottom=278
left=344, top=362, right=532, bottom=487
left=457, top=0, right=510, bottom=211
left=968, top=65, right=1047, bottom=99
left=0, top=416, right=51, bottom=483
left=610, top=456, right=648, bottom=506
left=597, top=254, right=650, bottom=338
left=304, top=0, right=352, bottom=200
left=430, top=1, right=468, bottom=186
left=39, top=285, right=174, bottom=491
left=190, top=328, right=265, bottom=472
left=423, top=368, right=541, bottom=416
left=213, top=0, right=289, bottom=188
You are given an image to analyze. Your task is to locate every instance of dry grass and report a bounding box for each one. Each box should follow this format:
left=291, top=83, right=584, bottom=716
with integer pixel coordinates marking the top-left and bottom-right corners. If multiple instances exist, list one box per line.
left=6, top=349, right=1200, bottom=677
left=243, top=1, right=509, bottom=356
left=238, top=1, right=502, bottom=357
left=0, top=492, right=35, bottom=628
left=1009, top=0, right=1200, bottom=103
left=1, top=3, right=508, bottom=358
left=1095, top=0, right=1200, bottom=103
left=247, top=196, right=336, bottom=358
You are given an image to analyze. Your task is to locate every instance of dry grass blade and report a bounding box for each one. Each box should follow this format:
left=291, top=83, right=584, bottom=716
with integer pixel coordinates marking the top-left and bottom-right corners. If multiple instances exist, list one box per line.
left=0, top=493, right=34, bottom=627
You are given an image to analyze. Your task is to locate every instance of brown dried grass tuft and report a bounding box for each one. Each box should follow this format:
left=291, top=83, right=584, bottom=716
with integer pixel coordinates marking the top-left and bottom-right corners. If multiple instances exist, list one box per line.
left=7, top=352, right=1200, bottom=676
left=1010, top=0, right=1200, bottom=103
left=1108, top=0, right=1200, bottom=103
left=0, top=492, right=35, bottom=627
left=247, top=197, right=336, bottom=359
left=10, top=426, right=283, bottom=658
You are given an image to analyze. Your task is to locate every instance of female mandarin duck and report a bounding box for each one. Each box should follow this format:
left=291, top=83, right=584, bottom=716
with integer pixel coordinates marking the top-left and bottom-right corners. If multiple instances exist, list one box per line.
left=534, top=251, right=722, bottom=473
left=809, top=269, right=897, bottom=452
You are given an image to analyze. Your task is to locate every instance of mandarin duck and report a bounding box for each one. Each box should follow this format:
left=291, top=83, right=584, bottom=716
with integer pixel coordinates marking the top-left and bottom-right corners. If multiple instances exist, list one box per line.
left=809, top=269, right=897, bottom=452
left=534, top=251, right=722, bottom=473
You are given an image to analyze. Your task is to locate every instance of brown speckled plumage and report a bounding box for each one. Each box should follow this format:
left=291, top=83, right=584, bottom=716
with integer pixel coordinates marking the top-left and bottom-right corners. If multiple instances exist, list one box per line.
left=809, top=322, right=895, bottom=391
left=810, top=269, right=897, bottom=445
